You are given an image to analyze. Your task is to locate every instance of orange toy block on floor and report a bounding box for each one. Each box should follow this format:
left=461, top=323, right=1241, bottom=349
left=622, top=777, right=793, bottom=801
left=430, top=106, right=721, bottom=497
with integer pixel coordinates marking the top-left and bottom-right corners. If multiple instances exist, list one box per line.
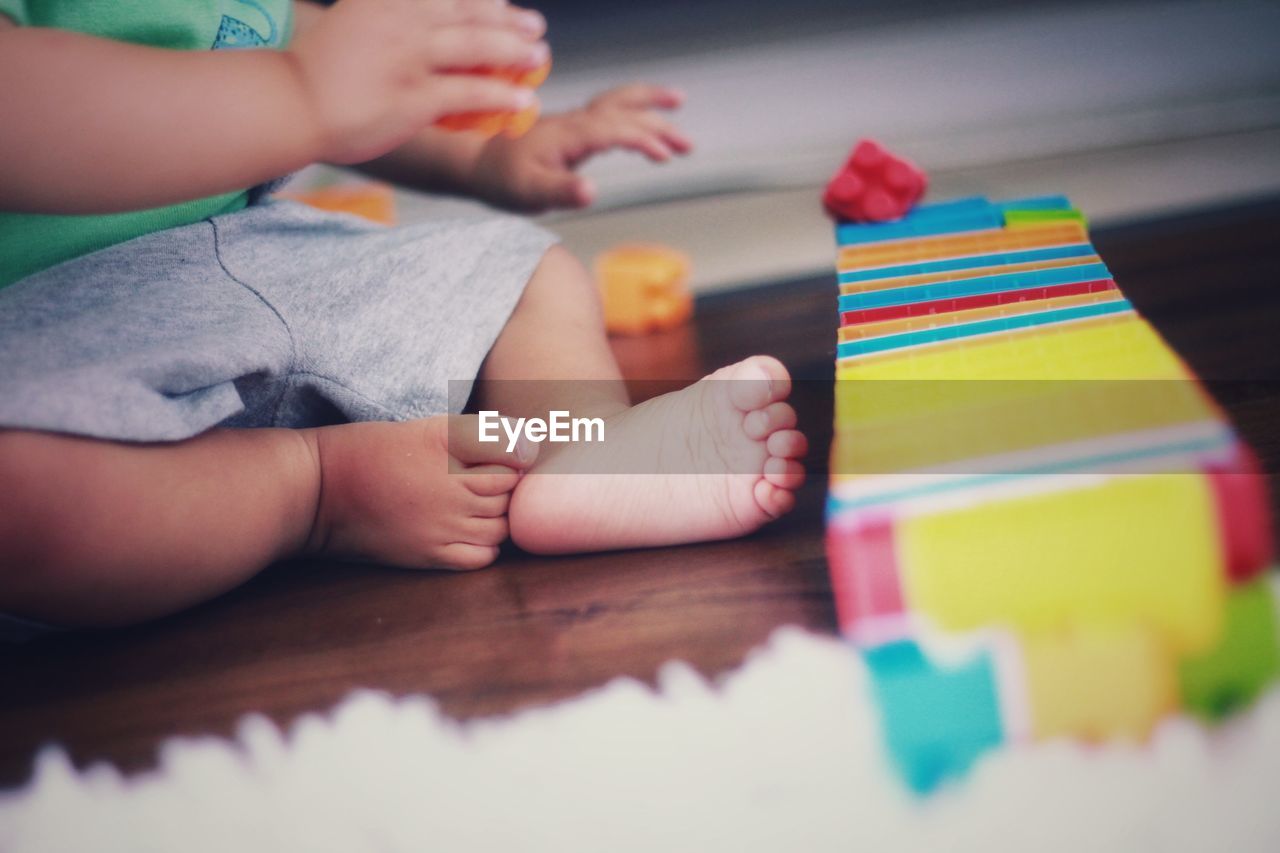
left=823, top=139, right=927, bottom=223
left=594, top=244, right=694, bottom=336
left=435, top=61, right=551, bottom=139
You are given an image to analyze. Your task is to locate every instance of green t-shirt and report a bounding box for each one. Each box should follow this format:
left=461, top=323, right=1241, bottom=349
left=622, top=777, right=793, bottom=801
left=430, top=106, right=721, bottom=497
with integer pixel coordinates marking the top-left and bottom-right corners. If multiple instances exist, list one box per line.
left=0, top=0, right=294, bottom=288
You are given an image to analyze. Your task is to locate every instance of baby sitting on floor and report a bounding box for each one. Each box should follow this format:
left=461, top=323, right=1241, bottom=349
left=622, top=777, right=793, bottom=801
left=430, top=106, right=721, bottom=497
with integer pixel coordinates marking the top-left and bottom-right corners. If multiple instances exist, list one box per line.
left=0, top=0, right=806, bottom=632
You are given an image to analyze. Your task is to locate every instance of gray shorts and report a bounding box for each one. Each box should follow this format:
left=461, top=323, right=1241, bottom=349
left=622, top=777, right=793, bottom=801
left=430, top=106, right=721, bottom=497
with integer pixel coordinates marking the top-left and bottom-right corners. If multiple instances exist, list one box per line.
left=0, top=197, right=555, bottom=642
left=0, top=198, right=557, bottom=441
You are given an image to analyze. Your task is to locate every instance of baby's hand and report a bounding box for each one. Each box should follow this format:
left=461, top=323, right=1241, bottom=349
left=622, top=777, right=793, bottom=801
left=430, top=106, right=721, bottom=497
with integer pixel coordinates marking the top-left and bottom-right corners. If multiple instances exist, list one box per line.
left=290, top=0, right=549, bottom=165
left=469, top=84, right=693, bottom=212
left=306, top=415, right=537, bottom=570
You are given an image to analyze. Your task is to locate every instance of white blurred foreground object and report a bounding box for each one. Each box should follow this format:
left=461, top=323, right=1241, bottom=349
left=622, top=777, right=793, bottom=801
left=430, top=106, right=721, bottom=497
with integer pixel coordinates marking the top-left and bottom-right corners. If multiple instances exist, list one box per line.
left=2, top=625, right=1280, bottom=852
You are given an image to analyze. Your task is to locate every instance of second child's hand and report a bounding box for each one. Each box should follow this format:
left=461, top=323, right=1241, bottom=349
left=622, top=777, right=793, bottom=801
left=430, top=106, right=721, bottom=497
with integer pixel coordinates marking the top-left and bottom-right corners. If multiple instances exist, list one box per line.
left=467, top=84, right=694, bottom=213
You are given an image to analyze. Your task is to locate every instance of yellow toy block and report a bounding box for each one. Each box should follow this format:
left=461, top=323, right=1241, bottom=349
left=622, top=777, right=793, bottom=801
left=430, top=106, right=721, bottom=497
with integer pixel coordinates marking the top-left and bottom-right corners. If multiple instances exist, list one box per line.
left=1021, top=627, right=1179, bottom=740
left=900, top=473, right=1226, bottom=654
left=832, top=307, right=1222, bottom=473
left=832, top=371, right=1218, bottom=475
left=833, top=401, right=1220, bottom=478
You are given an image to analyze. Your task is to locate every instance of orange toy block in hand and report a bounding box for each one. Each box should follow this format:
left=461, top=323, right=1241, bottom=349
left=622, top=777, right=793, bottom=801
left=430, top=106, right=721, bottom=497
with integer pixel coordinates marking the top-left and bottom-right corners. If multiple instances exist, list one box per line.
left=435, top=61, right=551, bottom=139
left=594, top=244, right=694, bottom=336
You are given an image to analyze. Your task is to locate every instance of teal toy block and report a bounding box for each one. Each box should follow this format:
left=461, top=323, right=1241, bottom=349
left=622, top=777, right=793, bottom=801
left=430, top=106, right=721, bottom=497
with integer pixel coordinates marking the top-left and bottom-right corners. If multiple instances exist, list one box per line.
left=908, top=197, right=995, bottom=221
left=837, top=195, right=1078, bottom=247
left=864, top=641, right=1004, bottom=793
left=837, top=298, right=1131, bottom=358
left=836, top=202, right=1002, bottom=246
left=836, top=243, right=1097, bottom=285
left=994, top=194, right=1073, bottom=213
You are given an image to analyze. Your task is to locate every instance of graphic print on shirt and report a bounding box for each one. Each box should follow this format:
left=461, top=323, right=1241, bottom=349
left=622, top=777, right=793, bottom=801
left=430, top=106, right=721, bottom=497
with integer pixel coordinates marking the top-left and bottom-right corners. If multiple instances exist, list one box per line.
left=212, top=0, right=280, bottom=49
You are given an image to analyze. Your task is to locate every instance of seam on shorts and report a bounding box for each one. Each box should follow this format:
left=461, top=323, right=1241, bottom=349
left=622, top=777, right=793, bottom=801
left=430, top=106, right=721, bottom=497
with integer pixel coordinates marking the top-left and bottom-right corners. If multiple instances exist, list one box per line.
left=206, top=219, right=426, bottom=425
left=208, top=217, right=300, bottom=426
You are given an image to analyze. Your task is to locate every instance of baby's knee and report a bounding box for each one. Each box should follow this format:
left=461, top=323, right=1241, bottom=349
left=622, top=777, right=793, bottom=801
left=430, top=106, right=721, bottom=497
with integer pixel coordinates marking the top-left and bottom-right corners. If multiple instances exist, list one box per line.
left=530, top=244, right=598, bottom=301
left=505, top=243, right=605, bottom=332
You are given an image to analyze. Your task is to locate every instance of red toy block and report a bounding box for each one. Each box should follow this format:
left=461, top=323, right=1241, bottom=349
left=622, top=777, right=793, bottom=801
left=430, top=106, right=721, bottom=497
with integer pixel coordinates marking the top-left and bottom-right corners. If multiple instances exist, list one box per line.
left=840, top=279, right=1116, bottom=326
left=1206, top=448, right=1274, bottom=582
left=826, top=514, right=906, bottom=640
left=824, top=139, right=927, bottom=223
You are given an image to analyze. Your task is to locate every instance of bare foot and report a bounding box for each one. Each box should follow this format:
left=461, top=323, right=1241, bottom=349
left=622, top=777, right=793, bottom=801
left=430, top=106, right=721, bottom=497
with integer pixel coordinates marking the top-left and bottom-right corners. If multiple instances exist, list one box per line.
left=508, top=356, right=806, bottom=553
left=306, top=415, right=537, bottom=569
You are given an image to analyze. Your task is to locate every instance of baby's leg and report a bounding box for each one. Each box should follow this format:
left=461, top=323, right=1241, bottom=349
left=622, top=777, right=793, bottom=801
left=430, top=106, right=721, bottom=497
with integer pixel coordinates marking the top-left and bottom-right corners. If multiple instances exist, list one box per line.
left=0, top=417, right=532, bottom=627
left=474, top=244, right=631, bottom=415
left=475, top=246, right=807, bottom=554
left=0, top=427, right=320, bottom=626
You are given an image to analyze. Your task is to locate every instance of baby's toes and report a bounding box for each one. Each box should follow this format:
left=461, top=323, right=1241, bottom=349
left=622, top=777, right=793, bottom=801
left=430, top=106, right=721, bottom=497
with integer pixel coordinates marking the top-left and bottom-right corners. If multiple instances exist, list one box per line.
left=437, top=543, right=501, bottom=571
left=463, top=515, right=510, bottom=547
left=766, top=428, right=808, bottom=460
left=462, top=464, right=521, bottom=497
left=753, top=479, right=798, bottom=519
left=763, top=456, right=805, bottom=489
left=743, top=401, right=797, bottom=440
left=727, top=355, right=792, bottom=412
left=471, top=492, right=511, bottom=519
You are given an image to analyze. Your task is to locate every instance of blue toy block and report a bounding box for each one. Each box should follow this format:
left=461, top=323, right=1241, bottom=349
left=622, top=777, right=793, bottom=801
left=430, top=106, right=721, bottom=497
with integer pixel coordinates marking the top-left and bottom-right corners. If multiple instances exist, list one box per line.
left=908, top=197, right=996, bottom=219
left=863, top=641, right=1004, bottom=793
left=916, top=195, right=993, bottom=213
left=837, top=207, right=1004, bottom=246
left=836, top=196, right=1076, bottom=247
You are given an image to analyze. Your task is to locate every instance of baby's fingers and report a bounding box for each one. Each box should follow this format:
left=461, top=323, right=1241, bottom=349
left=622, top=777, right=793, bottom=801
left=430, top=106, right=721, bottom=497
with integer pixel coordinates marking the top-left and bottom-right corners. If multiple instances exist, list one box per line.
left=424, top=76, right=538, bottom=121
left=625, top=132, right=676, bottom=163
left=637, top=113, right=694, bottom=155
left=519, top=164, right=596, bottom=210
left=596, top=118, right=685, bottom=163
left=590, top=83, right=685, bottom=111
left=423, top=0, right=547, bottom=38
left=570, top=118, right=670, bottom=162
left=425, top=25, right=548, bottom=72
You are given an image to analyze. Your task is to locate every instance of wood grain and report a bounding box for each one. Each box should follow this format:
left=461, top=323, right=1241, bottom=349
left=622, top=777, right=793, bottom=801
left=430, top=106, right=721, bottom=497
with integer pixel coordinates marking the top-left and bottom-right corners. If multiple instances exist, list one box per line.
left=2, top=197, right=1277, bottom=788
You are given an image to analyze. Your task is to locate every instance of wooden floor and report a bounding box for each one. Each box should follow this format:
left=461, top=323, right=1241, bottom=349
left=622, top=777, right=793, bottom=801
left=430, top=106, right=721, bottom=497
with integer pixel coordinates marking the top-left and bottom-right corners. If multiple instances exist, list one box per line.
left=2, top=197, right=1278, bottom=789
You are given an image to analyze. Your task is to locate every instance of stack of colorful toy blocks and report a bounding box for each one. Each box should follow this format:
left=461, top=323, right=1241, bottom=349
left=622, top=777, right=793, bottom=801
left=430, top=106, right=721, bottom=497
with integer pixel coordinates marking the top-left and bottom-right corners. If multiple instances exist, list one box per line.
left=825, top=193, right=1279, bottom=793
